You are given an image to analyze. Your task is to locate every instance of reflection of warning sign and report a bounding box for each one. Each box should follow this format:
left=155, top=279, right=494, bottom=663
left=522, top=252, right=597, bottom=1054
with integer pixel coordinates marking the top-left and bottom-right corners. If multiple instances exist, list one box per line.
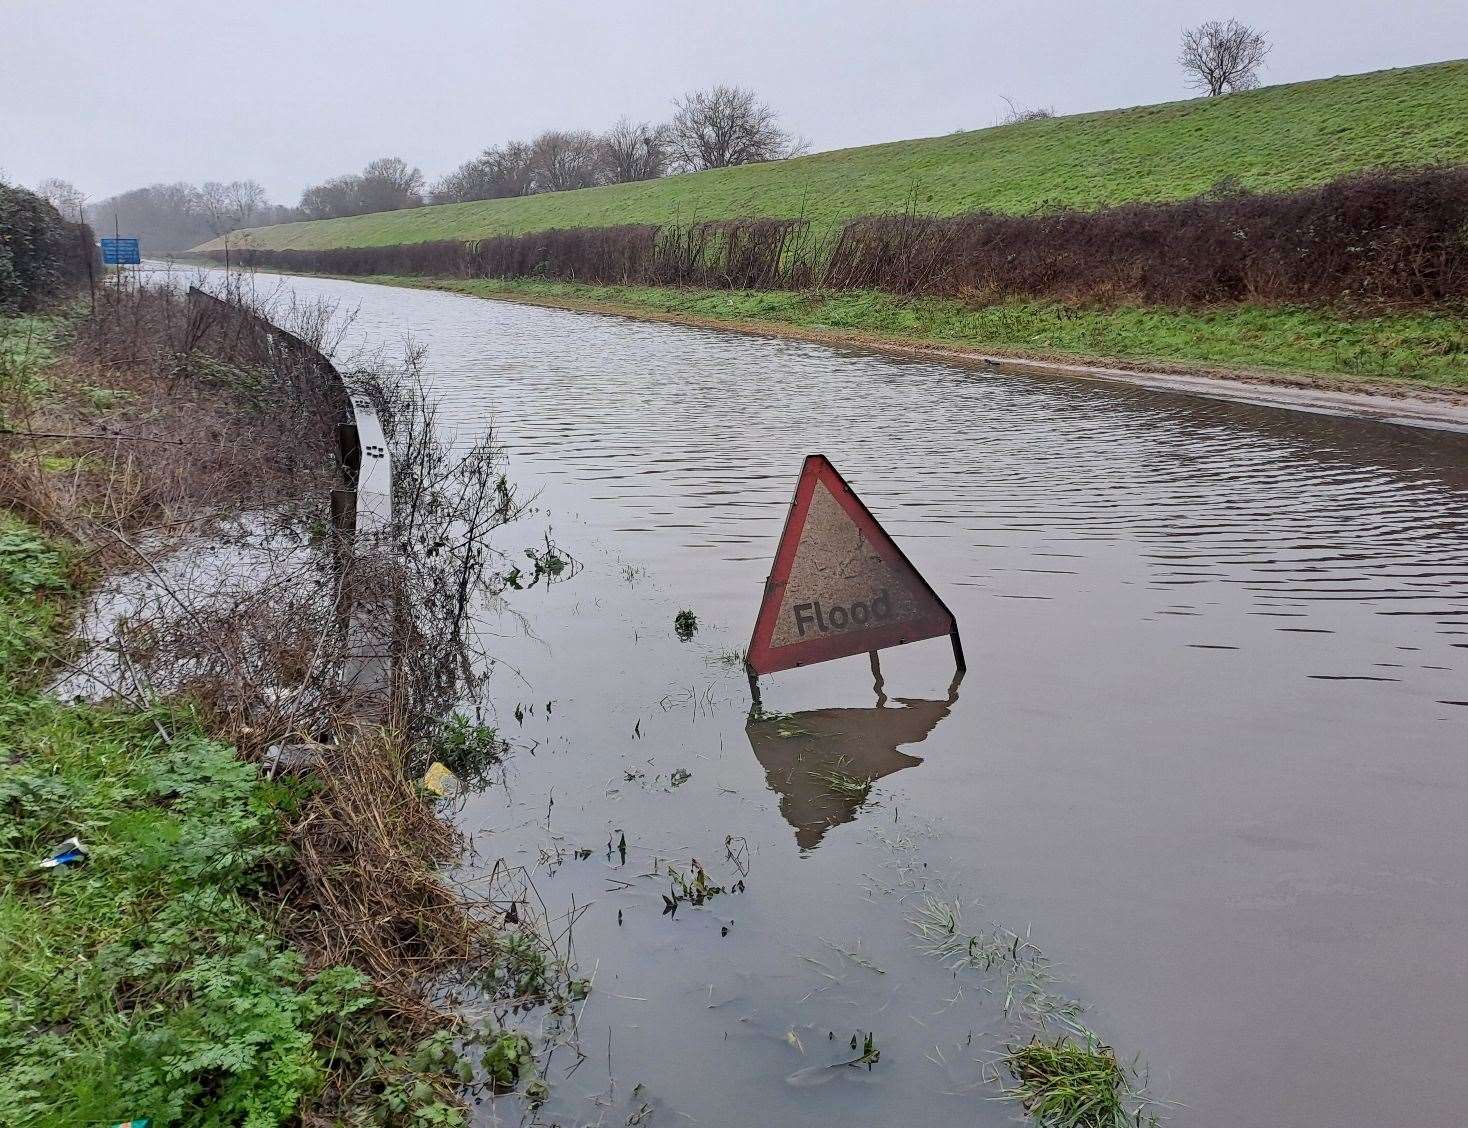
left=746, top=455, right=961, bottom=676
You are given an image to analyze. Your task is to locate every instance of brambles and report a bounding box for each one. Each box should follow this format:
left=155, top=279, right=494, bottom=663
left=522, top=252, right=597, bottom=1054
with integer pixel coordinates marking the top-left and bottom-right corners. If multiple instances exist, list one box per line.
left=1, top=275, right=533, bottom=1124
left=0, top=183, right=97, bottom=314
left=215, top=167, right=1468, bottom=312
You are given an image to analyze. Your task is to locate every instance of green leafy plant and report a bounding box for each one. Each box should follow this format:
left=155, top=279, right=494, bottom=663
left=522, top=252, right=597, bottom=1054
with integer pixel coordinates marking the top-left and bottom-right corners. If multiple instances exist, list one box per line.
left=0, top=693, right=379, bottom=1127
left=480, top=1030, right=535, bottom=1092
left=429, top=714, right=507, bottom=789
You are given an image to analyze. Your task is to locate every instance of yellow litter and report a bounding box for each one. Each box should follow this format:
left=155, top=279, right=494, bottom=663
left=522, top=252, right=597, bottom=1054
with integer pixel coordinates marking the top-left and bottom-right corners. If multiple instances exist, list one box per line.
left=422, top=761, right=459, bottom=798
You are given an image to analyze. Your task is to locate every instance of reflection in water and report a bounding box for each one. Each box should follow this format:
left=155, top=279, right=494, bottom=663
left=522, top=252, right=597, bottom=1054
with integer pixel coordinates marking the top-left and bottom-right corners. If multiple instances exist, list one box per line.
left=748, top=661, right=962, bottom=850
left=192, top=268, right=1468, bottom=1128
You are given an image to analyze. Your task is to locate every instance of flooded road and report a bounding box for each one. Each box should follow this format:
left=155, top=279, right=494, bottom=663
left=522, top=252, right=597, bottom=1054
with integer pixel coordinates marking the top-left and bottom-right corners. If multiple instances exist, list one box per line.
left=212, top=269, right=1468, bottom=1127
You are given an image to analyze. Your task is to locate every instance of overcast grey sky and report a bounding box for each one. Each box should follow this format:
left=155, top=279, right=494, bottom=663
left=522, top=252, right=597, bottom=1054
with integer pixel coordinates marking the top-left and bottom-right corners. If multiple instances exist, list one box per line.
left=3, top=0, right=1464, bottom=203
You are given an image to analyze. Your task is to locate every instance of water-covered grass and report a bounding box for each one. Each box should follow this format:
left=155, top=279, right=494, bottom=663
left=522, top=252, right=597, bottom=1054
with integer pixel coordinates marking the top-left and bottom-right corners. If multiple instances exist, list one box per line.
left=1001, top=1036, right=1155, bottom=1128
left=383, top=276, right=1468, bottom=390
left=198, top=60, right=1468, bottom=253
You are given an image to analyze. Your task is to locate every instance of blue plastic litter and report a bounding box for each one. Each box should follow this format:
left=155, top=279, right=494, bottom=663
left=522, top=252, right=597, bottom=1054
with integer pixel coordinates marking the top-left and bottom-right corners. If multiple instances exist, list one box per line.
left=38, top=836, right=86, bottom=868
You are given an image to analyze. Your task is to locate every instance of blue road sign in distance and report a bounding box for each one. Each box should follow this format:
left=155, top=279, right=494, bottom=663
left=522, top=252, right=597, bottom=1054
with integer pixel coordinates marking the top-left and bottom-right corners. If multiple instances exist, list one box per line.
left=100, top=238, right=141, bottom=265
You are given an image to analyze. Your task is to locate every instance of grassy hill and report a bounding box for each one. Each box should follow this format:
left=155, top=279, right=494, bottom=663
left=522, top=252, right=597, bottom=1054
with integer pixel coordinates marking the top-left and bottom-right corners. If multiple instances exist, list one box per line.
left=201, top=60, right=1468, bottom=253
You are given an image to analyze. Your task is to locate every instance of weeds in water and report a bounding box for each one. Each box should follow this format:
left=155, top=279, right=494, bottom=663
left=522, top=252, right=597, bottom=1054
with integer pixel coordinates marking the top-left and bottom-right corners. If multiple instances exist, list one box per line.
left=748, top=708, right=811, bottom=737
left=784, top=1030, right=882, bottom=1086
left=523, top=1076, right=551, bottom=1107
left=662, top=857, right=745, bottom=914
left=809, top=759, right=873, bottom=804
left=707, top=646, right=746, bottom=668
left=479, top=1029, right=536, bottom=1092
left=907, top=893, right=1084, bottom=1030
left=997, top=1035, right=1157, bottom=1128
left=431, top=713, right=507, bottom=790
left=504, top=533, right=578, bottom=589
left=849, top=1030, right=881, bottom=1069
left=620, top=562, right=647, bottom=586
left=673, top=608, right=699, bottom=640
left=492, top=931, right=552, bottom=1003
left=864, top=832, right=1163, bottom=1123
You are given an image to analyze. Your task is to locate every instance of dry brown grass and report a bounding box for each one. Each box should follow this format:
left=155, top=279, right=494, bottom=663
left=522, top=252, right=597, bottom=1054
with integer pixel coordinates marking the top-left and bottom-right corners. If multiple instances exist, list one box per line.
left=1, top=281, right=342, bottom=558
left=276, top=727, right=497, bottom=1026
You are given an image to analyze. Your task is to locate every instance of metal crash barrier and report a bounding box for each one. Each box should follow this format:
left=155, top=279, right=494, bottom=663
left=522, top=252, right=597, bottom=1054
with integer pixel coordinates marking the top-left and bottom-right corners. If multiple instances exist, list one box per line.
left=186, top=286, right=395, bottom=718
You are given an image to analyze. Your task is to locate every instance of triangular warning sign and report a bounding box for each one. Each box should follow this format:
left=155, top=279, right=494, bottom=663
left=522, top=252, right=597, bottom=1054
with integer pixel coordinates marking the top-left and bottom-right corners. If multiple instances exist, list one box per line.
left=746, top=455, right=958, bottom=676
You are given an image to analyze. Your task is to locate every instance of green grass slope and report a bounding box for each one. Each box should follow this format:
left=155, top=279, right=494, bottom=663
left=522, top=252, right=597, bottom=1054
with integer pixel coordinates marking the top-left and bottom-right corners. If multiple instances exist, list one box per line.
left=202, top=60, right=1468, bottom=253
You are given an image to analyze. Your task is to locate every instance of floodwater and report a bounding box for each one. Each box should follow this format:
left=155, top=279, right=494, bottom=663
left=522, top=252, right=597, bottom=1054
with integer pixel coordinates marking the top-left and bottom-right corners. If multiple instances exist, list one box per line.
left=186, top=267, right=1468, bottom=1127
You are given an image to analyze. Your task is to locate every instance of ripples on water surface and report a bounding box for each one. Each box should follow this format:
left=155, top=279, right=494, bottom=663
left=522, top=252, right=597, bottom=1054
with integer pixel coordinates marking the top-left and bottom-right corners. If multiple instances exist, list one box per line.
left=222, top=271, right=1468, bottom=1127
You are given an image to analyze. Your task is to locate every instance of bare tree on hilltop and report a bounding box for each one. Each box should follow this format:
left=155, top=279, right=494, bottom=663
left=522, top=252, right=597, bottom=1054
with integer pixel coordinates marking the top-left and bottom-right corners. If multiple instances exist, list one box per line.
left=430, top=141, right=540, bottom=204
left=358, top=157, right=425, bottom=212
left=299, top=157, right=424, bottom=219
left=599, top=118, right=669, bottom=183
left=664, top=85, right=805, bottom=171
left=1180, top=19, right=1271, bottom=96
left=527, top=131, right=603, bottom=193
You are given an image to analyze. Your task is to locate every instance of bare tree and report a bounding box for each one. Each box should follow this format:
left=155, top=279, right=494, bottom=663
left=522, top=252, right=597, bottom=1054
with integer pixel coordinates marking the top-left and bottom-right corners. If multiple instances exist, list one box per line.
left=430, top=160, right=491, bottom=205
left=36, top=177, right=86, bottom=216
left=481, top=141, right=536, bottom=198
left=224, top=180, right=268, bottom=225
left=527, top=130, right=602, bottom=193
left=1179, top=19, right=1271, bottom=96
left=298, top=158, right=423, bottom=219
left=358, top=157, right=425, bottom=212
left=598, top=118, right=669, bottom=183
left=199, top=179, right=269, bottom=234
left=664, top=85, right=804, bottom=172
left=299, top=175, right=360, bottom=220
left=362, top=157, right=424, bottom=198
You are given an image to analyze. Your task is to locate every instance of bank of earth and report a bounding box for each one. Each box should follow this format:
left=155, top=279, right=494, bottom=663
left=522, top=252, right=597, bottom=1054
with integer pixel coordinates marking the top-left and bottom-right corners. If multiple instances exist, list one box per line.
left=196, top=60, right=1468, bottom=253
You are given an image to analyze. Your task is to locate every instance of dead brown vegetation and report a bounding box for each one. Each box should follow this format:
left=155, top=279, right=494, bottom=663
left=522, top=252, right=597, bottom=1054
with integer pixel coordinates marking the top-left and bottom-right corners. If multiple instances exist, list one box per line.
left=2, top=277, right=343, bottom=551
left=216, top=166, right=1468, bottom=311
left=277, top=728, right=492, bottom=1026
left=2, top=274, right=523, bottom=1098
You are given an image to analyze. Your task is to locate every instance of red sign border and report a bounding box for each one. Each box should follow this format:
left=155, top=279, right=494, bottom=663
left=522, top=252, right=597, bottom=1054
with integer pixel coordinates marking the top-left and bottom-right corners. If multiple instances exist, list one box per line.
left=745, top=454, right=958, bottom=675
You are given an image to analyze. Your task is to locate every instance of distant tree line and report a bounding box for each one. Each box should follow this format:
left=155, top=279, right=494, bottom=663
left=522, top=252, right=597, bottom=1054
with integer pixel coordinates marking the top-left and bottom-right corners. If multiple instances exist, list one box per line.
left=428, top=85, right=805, bottom=204
left=38, top=34, right=1283, bottom=256
left=40, top=84, right=802, bottom=252
left=62, top=178, right=291, bottom=255
left=297, top=156, right=426, bottom=219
